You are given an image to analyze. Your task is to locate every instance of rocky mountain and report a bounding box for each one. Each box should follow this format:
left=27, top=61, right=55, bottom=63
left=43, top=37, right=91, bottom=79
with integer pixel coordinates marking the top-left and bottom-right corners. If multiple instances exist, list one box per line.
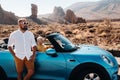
left=53, top=6, right=65, bottom=18
left=66, top=0, right=120, bottom=20
left=41, top=6, right=66, bottom=23
left=0, top=4, right=44, bottom=25
left=49, top=6, right=65, bottom=22
left=39, top=6, right=86, bottom=24
left=0, top=5, right=17, bottom=24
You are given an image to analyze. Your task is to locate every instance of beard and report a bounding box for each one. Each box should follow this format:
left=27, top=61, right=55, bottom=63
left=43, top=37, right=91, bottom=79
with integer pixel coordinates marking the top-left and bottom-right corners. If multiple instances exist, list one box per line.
left=21, top=26, right=28, bottom=31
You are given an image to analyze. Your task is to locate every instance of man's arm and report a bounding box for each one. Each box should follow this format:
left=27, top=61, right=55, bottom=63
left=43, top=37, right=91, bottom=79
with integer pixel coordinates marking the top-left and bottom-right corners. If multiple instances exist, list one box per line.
left=8, top=46, right=15, bottom=57
left=8, top=33, right=15, bottom=57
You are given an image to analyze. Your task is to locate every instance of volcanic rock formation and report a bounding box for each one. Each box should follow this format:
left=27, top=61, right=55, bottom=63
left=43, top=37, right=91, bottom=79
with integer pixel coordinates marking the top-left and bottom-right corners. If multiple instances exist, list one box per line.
left=65, top=9, right=86, bottom=23
left=30, top=4, right=38, bottom=18
left=29, top=4, right=42, bottom=24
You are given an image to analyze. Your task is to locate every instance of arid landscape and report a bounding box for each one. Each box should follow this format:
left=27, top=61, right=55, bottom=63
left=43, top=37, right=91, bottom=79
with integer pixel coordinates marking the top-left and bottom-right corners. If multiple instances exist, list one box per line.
left=0, top=0, right=120, bottom=53
left=0, top=19, right=120, bottom=52
left=0, top=0, right=120, bottom=79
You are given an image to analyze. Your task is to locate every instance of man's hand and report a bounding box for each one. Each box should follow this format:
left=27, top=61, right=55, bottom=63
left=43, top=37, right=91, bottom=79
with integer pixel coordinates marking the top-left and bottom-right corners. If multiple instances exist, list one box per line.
left=8, top=46, right=16, bottom=57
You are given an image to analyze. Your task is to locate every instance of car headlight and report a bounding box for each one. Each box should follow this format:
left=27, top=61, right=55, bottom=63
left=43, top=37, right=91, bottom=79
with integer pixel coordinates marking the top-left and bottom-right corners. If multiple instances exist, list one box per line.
left=101, top=55, right=114, bottom=67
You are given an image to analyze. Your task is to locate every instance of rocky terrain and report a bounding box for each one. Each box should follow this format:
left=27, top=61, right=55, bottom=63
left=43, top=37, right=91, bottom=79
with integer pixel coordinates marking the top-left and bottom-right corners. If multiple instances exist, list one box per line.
left=0, top=20, right=120, bottom=52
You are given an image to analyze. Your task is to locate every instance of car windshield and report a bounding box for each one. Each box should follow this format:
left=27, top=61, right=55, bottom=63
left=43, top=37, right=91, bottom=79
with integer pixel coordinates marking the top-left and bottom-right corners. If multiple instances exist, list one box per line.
left=54, top=34, right=77, bottom=51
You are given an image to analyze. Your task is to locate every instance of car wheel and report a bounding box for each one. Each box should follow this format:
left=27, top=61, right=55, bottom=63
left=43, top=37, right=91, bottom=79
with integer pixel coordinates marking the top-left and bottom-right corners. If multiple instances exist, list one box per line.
left=0, top=68, right=7, bottom=80
left=76, top=69, right=110, bottom=80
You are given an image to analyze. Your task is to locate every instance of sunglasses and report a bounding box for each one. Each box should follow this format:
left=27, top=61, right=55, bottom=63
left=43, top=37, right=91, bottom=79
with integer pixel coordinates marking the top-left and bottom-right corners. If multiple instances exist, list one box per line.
left=23, top=22, right=28, bottom=24
left=20, top=22, right=28, bottom=25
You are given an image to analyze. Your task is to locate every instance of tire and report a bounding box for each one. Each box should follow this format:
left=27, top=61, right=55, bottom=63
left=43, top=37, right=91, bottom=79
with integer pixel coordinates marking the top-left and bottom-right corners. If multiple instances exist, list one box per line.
left=0, top=68, right=7, bottom=80
left=75, top=69, right=110, bottom=80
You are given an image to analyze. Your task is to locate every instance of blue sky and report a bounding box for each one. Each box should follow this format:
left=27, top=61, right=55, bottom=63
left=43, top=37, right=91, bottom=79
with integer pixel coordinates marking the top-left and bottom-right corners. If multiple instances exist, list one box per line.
left=0, top=0, right=100, bottom=17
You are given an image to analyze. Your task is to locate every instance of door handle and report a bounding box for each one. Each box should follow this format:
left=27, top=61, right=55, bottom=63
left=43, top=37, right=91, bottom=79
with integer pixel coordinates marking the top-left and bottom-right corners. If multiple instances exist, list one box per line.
left=68, top=59, right=76, bottom=62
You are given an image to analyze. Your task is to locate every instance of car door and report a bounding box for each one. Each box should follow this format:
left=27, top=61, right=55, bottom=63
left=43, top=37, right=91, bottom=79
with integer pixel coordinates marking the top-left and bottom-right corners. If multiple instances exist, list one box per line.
left=0, top=51, right=17, bottom=78
left=33, top=52, right=66, bottom=80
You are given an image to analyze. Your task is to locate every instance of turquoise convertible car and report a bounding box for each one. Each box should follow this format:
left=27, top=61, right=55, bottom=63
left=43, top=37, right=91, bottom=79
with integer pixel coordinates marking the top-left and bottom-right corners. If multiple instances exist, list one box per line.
left=0, top=33, right=119, bottom=80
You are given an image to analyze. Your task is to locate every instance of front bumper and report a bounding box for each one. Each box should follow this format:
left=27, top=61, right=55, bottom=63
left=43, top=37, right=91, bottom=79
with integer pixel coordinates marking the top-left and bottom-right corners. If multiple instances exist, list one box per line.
left=106, top=67, right=119, bottom=80
left=112, top=72, right=118, bottom=80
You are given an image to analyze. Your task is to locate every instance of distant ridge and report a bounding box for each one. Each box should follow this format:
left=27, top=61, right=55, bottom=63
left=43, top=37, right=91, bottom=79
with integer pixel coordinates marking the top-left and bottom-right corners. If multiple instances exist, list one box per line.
left=66, top=0, right=120, bottom=20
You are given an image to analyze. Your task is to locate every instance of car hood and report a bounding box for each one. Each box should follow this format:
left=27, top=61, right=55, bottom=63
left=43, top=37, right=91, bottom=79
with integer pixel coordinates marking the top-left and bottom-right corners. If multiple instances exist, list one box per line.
left=73, top=44, right=112, bottom=56
left=71, top=44, right=118, bottom=67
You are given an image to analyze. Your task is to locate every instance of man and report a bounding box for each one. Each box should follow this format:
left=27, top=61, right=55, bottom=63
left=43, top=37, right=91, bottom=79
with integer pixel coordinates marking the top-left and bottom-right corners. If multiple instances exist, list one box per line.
left=8, top=18, right=36, bottom=80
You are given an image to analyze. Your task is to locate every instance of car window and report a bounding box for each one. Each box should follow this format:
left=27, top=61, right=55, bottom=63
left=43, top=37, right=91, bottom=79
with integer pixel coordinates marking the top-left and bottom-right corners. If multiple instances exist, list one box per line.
left=54, top=35, right=76, bottom=51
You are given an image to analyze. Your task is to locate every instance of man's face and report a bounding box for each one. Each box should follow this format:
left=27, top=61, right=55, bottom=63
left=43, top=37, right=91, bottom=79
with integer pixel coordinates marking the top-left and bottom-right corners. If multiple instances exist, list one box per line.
left=19, top=20, right=28, bottom=31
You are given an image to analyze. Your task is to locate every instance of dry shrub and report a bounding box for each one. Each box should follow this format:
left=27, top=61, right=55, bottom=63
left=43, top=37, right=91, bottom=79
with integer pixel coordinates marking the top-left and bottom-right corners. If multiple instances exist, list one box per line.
left=0, top=21, right=120, bottom=51
left=103, top=18, right=112, bottom=27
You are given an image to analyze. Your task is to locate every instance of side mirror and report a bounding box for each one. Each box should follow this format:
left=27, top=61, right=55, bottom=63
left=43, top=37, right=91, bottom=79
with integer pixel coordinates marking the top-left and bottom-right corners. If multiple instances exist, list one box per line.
left=46, top=48, right=57, bottom=57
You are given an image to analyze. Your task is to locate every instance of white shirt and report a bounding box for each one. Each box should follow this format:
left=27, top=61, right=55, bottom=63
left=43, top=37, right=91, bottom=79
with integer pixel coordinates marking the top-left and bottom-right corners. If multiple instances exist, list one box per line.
left=8, top=29, right=36, bottom=60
